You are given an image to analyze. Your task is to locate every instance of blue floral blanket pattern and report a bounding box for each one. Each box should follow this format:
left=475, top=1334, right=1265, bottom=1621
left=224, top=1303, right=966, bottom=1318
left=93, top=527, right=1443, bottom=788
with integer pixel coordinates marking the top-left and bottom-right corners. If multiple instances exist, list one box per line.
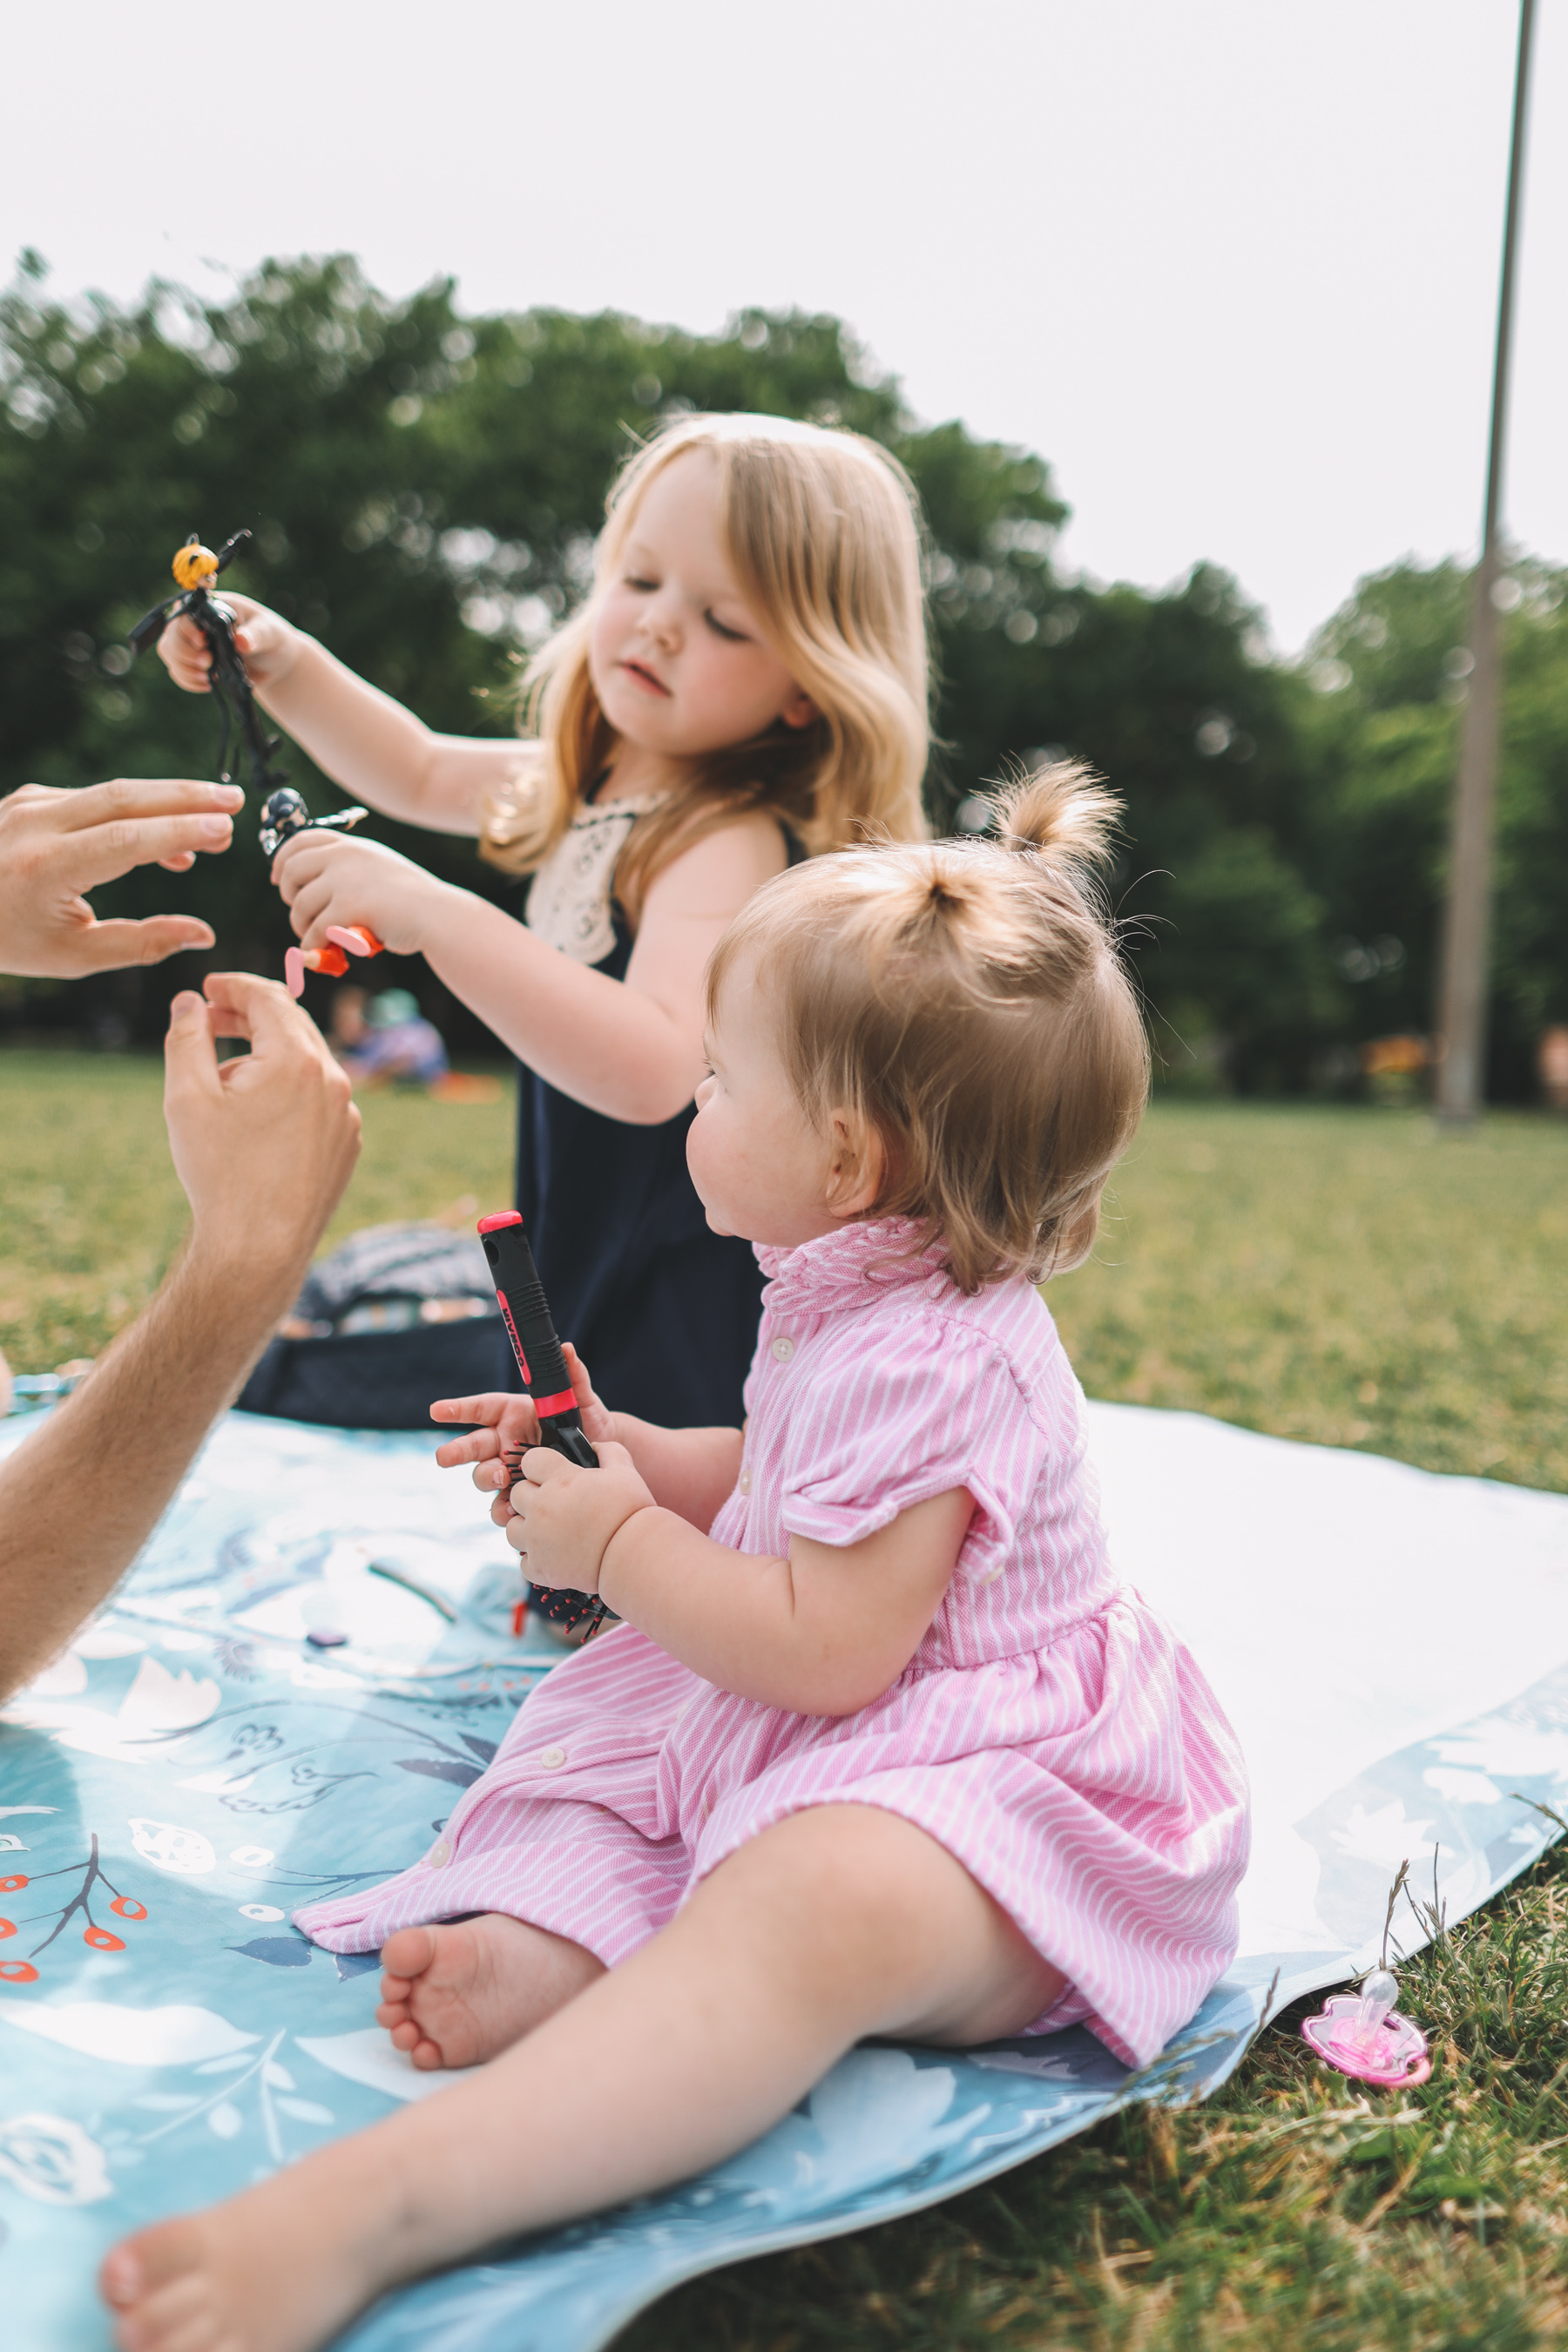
left=3, top=1402, right=1566, bottom=2351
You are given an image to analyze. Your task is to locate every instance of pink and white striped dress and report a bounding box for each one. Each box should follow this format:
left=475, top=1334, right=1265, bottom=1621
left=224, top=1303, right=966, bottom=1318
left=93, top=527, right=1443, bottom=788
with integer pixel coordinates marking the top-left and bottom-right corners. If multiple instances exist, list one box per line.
left=295, top=1218, right=1249, bottom=2066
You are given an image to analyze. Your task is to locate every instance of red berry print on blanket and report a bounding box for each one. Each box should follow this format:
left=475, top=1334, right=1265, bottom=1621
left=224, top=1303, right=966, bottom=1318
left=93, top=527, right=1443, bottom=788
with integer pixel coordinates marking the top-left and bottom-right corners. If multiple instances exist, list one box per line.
left=6, top=1833, right=146, bottom=1981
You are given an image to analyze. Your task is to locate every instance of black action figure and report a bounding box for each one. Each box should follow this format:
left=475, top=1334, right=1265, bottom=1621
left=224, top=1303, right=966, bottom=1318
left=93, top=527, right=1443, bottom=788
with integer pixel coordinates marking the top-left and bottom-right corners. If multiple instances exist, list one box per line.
left=128, top=532, right=289, bottom=795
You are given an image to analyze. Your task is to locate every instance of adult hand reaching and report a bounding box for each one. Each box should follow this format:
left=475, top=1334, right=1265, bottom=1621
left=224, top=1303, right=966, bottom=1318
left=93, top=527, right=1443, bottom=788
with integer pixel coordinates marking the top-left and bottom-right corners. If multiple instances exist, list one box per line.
left=0, top=776, right=243, bottom=978
left=0, top=973, right=361, bottom=1700
left=163, top=970, right=362, bottom=1293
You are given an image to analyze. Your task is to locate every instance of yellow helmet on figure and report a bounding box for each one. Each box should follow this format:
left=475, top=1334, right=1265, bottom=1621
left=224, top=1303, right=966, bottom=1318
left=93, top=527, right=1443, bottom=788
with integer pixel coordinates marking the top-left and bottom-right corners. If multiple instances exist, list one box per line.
left=171, top=537, right=220, bottom=591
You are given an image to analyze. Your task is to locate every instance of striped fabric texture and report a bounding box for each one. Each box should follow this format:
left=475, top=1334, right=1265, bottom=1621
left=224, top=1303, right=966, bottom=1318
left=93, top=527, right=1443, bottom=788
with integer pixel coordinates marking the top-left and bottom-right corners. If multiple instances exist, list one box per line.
left=296, top=1219, right=1250, bottom=2066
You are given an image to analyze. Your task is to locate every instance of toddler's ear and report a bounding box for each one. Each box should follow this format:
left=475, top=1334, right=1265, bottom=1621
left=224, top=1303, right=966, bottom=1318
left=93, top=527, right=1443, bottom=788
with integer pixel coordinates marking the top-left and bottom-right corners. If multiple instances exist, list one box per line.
left=825, top=1111, right=886, bottom=1219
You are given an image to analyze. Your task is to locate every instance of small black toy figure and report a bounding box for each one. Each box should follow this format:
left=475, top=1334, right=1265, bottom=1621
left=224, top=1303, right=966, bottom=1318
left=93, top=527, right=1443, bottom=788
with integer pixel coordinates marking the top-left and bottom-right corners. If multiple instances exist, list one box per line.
left=128, top=532, right=288, bottom=794
left=256, top=787, right=369, bottom=860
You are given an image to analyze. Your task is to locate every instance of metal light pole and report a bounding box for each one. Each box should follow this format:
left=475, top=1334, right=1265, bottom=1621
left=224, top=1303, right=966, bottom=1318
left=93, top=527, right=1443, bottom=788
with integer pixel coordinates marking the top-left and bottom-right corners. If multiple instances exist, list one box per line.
left=1433, top=0, right=1538, bottom=1124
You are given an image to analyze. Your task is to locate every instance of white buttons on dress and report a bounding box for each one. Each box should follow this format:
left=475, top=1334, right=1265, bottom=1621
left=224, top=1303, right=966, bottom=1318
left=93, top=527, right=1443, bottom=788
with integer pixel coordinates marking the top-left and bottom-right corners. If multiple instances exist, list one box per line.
left=771, top=1335, right=795, bottom=1362
left=425, top=1839, right=450, bottom=1869
left=738, top=1468, right=752, bottom=1495
left=539, top=1745, right=568, bottom=1769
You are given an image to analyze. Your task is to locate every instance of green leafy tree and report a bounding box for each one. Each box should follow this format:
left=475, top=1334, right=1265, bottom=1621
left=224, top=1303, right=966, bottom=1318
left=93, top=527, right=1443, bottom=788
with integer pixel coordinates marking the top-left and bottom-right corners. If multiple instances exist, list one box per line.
left=0, top=259, right=1065, bottom=1050
left=1299, top=558, right=1568, bottom=1093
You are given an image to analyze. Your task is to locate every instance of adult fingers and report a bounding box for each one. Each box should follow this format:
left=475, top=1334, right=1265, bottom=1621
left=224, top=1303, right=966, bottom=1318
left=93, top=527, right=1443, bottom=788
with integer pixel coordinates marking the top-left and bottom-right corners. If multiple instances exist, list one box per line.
left=200, top=970, right=324, bottom=1063
left=64, top=809, right=238, bottom=896
left=66, top=916, right=217, bottom=970
left=56, top=778, right=241, bottom=835
left=162, top=986, right=226, bottom=1117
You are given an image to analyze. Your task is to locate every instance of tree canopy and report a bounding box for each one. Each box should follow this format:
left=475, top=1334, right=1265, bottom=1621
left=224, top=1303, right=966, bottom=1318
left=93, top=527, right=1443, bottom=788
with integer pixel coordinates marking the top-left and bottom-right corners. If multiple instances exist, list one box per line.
left=3, top=252, right=1564, bottom=1096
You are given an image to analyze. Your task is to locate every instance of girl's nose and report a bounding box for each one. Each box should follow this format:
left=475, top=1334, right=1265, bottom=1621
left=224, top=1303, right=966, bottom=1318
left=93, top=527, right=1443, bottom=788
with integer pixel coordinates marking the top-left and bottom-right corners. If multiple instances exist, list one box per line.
left=638, top=590, right=682, bottom=650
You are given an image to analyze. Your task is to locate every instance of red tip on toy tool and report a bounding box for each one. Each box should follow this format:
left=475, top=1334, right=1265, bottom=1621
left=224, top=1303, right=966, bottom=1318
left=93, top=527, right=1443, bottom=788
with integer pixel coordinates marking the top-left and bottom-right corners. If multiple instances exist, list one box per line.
left=1301, top=1968, right=1431, bottom=2088
left=283, top=926, right=389, bottom=998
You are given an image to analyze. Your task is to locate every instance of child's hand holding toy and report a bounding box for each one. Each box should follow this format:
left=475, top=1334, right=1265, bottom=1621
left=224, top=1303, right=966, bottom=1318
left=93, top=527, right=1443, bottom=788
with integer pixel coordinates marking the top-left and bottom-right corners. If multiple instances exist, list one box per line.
left=504, top=1440, right=655, bottom=1597
left=159, top=593, right=302, bottom=697
left=430, top=1345, right=616, bottom=1518
left=273, top=830, right=459, bottom=962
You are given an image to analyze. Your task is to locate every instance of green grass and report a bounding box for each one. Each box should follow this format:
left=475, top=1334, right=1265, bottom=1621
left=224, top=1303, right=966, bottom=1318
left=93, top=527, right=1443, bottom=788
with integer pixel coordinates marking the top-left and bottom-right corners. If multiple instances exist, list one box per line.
left=0, top=1048, right=517, bottom=1374
left=1051, top=1103, right=1568, bottom=1496
left=4, top=1059, right=1567, bottom=2347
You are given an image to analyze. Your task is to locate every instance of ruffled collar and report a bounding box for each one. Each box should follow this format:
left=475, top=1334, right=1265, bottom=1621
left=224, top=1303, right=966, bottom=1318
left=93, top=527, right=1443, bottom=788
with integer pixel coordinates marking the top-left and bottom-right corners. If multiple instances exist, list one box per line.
left=755, top=1217, right=953, bottom=1318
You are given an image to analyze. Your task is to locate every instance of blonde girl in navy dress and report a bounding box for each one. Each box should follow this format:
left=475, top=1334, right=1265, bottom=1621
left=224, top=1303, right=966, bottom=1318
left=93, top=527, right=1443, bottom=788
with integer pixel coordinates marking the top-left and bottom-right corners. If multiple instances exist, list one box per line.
left=157, top=415, right=929, bottom=1427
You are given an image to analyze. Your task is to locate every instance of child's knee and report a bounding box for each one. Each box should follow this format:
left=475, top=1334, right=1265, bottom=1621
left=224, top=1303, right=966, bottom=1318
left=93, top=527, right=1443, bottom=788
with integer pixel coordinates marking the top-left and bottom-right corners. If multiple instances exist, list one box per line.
left=699, top=1803, right=977, bottom=1969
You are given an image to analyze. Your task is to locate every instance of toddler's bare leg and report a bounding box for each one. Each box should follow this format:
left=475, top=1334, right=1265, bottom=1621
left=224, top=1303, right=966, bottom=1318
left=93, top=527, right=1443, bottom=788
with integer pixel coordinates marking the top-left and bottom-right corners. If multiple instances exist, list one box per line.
left=102, top=1805, right=1061, bottom=2352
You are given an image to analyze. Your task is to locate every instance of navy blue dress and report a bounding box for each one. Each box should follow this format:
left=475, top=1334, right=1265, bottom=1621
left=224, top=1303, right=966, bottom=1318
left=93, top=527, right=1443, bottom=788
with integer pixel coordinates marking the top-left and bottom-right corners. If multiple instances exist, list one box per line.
left=510, top=902, right=765, bottom=1429
left=494, top=796, right=793, bottom=1429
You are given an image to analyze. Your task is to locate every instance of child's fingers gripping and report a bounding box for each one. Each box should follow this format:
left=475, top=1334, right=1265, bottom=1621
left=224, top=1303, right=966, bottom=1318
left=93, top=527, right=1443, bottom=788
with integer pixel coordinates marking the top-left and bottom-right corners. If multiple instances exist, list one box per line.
left=561, top=1342, right=615, bottom=1441
left=156, top=614, right=213, bottom=691
left=429, top=1391, right=543, bottom=1483
left=432, top=1428, right=499, bottom=1470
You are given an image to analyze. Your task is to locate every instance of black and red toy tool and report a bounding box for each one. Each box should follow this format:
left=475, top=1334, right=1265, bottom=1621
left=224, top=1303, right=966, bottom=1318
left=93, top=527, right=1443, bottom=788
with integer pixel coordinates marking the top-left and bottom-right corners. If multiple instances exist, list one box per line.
left=477, top=1212, right=612, bottom=1640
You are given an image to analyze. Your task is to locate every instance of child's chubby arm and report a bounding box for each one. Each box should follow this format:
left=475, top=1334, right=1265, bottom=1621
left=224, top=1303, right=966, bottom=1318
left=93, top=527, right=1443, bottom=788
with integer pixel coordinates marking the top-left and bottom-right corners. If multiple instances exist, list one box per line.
left=503, top=1417, right=973, bottom=1718
left=431, top=1344, right=744, bottom=1536
left=158, top=596, right=518, bottom=837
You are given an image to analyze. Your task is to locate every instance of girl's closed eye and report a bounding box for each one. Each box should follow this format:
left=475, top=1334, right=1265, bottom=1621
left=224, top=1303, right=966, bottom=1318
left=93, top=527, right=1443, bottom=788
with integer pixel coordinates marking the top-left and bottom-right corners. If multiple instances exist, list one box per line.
left=705, top=611, right=748, bottom=644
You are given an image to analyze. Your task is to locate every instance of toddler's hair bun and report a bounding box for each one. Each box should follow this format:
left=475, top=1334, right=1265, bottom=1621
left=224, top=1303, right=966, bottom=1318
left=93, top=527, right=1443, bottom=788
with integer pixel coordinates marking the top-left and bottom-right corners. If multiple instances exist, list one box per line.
left=992, top=760, right=1121, bottom=876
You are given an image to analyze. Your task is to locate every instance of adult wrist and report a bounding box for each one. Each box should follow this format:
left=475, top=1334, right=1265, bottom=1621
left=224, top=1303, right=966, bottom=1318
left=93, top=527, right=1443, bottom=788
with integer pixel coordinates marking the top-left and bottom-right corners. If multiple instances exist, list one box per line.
left=178, top=1221, right=315, bottom=1331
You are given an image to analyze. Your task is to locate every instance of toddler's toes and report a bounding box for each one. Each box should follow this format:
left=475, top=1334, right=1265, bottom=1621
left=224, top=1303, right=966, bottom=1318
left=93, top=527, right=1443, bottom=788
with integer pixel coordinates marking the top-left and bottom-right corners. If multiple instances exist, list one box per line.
left=100, top=2219, right=216, bottom=2349
left=380, top=1925, right=436, bottom=1982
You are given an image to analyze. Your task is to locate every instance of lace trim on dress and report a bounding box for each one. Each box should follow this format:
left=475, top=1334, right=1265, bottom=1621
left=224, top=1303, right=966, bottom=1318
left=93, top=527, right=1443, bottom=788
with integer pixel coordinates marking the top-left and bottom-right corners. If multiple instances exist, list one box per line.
left=524, top=796, right=657, bottom=966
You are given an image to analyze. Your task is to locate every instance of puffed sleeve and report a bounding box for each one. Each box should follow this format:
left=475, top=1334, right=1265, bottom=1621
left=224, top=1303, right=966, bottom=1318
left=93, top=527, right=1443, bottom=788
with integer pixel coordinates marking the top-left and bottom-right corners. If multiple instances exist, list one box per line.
left=778, top=1317, right=1049, bottom=1573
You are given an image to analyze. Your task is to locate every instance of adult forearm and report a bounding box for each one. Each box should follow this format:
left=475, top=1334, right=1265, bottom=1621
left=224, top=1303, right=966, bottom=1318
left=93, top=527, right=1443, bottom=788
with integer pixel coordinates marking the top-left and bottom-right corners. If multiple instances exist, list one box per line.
left=0, top=1243, right=301, bottom=1700
left=423, top=892, right=705, bottom=1122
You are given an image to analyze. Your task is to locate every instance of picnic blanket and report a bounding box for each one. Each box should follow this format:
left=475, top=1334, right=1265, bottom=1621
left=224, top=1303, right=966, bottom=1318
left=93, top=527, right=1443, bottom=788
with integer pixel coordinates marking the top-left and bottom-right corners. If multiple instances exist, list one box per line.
left=2, top=1401, right=1565, bottom=2351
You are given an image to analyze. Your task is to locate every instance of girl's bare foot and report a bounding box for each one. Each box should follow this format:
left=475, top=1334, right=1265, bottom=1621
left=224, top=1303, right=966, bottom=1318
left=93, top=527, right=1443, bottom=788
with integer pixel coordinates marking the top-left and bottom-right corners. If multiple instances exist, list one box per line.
left=376, top=1911, right=602, bottom=2068
left=100, top=2146, right=395, bottom=2352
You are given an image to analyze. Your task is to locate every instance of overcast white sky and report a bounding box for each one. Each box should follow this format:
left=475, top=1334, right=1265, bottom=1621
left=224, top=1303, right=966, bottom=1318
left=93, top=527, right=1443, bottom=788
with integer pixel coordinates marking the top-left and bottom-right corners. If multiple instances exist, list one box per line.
left=6, top=0, right=1561, bottom=652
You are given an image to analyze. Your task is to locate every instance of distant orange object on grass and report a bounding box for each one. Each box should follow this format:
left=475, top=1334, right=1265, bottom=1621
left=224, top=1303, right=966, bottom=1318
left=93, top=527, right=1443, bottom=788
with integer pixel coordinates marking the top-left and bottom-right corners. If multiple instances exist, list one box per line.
left=1361, top=1036, right=1429, bottom=1079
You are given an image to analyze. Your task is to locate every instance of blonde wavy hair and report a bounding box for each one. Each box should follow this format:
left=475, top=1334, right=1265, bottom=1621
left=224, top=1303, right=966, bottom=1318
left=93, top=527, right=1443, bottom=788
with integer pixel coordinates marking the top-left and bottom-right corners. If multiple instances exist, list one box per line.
left=706, top=766, right=1150, bottom=1293
left=480, top=413, right=930, bottom=924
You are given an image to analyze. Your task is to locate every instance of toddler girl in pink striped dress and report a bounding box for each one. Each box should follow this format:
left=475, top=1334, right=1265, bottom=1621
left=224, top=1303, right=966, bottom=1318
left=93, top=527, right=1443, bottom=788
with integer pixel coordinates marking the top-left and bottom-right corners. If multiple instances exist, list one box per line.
left=102, top=768, right=1248, bottom=2352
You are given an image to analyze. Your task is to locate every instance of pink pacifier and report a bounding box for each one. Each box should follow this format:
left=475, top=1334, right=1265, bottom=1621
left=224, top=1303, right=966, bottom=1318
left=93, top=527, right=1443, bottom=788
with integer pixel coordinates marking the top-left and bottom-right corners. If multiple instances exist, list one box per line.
left=1301, top=1965, right=1431, bottom=2088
